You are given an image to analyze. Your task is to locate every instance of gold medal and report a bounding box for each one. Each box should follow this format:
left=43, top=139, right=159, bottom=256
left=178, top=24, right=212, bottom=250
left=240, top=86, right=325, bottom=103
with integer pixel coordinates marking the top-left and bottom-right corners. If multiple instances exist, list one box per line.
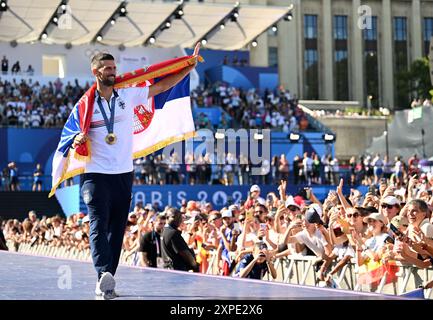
left=105, top=133, right=117, bottom=145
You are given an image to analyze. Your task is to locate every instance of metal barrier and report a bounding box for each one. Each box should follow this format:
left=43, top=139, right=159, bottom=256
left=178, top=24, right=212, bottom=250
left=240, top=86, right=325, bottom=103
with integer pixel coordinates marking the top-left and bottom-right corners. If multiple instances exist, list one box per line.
left=264, top=255, right=433, bottom=299
left=7, top=240, right=432, bottom=299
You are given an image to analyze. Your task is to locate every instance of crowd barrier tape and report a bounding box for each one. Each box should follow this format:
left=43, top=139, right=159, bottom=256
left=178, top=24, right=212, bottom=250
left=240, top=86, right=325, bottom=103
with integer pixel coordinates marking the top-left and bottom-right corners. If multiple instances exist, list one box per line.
left=6, top=240, right=432, bottom=299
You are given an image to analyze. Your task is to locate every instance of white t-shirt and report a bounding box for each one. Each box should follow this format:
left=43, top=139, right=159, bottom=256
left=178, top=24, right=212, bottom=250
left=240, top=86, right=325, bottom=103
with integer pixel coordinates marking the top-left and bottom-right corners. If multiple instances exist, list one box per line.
left=419, top=219, right=433, bottom=238
left=303, top=157, right=313, bottom=172
left=86, top=87, right=149, bottom=174
left=364, top=233, right=389, bottom=252
left=295, top=229, right=328, bottom=257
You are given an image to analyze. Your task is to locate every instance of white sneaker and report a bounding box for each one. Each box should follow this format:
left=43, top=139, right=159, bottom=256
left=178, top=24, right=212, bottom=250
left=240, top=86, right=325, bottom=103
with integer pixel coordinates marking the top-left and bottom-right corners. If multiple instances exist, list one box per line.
left=95, top=272, right=116, bottom=297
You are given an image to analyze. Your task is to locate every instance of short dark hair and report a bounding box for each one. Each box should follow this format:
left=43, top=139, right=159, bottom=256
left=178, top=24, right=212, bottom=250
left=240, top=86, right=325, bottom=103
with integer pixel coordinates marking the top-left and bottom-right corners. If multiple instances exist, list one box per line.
left=91, top=52, right=114, bottom=69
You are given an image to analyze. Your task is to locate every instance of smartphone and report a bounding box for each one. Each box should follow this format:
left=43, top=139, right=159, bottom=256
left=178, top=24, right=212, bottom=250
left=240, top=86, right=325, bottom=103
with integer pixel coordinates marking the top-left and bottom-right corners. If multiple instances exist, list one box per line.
left=246, top=210, right=253, bottom=221
left=260, top=223, right=267, bottom=230
left=304, top=187, right=311, bottom=200
left=389, top=223, right=403, bottom=238
left=233, top=223, right=240, bottom=232
left=267, top=194, right=273, bottom=202
left=368, top=185, right=377, bottom=196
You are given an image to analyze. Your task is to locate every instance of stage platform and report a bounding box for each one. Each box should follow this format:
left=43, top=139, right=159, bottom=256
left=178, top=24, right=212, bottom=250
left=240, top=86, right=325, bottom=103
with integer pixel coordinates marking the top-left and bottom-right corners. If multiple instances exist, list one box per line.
left=0, top=251, right=406, bottom=300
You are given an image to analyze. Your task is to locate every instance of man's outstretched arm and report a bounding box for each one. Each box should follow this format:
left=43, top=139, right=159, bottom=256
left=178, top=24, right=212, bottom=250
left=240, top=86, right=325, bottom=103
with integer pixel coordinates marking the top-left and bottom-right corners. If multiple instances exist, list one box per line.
left=148, top=43, right=200, bottom=98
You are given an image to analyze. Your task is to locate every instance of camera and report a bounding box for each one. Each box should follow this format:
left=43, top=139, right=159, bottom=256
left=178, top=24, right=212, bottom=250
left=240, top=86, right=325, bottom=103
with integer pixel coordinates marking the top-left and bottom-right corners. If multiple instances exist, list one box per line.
left=389, top=223, right=403, bottom=238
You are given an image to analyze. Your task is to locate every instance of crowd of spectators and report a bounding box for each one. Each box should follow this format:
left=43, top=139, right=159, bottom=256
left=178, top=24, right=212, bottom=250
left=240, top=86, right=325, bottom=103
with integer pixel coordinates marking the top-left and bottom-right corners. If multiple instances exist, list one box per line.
left=3, top=174, right=433, bottom=292
left=1, top=76, right=309, bottom=134
left=0, top=77, right=91, bottom=127
left=191, top=83, right=309, bottom=131
left=2, top=152, right=432, bottom=192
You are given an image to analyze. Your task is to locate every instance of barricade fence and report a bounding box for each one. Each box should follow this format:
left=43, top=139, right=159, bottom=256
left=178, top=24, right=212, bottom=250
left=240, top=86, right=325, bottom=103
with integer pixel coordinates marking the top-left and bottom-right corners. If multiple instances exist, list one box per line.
left=7, top=240, right=432, bottom=299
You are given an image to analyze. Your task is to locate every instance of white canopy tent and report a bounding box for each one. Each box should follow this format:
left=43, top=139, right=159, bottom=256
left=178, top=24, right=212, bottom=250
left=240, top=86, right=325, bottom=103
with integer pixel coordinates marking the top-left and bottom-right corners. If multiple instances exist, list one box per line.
left=0, top=0, right=292, bottom=50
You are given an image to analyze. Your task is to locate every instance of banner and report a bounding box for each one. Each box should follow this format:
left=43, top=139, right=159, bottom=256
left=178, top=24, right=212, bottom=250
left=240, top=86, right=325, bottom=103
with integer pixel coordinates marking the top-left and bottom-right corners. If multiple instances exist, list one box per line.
left=118, top=54, right=148, bottom=74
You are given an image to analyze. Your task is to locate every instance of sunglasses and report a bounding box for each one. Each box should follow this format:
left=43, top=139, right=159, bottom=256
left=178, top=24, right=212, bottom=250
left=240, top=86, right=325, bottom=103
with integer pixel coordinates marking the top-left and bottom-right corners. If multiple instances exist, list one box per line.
left=346, top=213, right=359, bottom=218
left=381, top=204, right=395, bottom=209
left=287, top=206, right=299, bottom=212
left=255, top=211, right=264, bottom=214
left=367, top=219, right=377, bottom=224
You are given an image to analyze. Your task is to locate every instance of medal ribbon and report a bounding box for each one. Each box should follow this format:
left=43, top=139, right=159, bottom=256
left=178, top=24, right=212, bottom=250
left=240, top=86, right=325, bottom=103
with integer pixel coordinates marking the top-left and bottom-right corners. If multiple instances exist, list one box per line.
left=96, top=90, right=118, bottom=136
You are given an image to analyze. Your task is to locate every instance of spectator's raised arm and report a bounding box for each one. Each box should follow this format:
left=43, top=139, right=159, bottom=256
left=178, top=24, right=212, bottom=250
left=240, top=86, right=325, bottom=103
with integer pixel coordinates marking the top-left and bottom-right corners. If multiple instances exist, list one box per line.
left=336, top=178, right=352, bottom=211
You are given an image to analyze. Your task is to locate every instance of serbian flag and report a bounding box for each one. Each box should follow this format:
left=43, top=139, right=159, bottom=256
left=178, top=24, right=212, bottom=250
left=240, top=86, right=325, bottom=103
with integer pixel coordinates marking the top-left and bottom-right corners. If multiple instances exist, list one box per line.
left=357, top=259, right=399, bottom=287
left=49, top=55, right=202, bottom=197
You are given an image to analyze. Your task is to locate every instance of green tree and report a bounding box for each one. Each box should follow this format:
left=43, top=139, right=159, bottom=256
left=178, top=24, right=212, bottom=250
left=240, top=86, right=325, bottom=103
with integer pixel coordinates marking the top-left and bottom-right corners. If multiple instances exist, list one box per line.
left=408, top=57, right=431, bottom=99
left=395, top=57, right=431, bottom=109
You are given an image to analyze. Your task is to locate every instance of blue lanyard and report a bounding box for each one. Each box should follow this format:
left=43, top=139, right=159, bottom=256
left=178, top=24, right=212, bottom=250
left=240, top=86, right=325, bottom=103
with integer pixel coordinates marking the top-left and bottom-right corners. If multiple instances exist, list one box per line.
left=96, top=91, right=118, bottom=134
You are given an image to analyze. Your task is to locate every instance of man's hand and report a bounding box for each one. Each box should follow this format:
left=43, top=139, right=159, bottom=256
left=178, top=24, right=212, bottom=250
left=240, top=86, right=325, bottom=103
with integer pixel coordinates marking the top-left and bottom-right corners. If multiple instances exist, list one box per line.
left=337, top=178, right=344, bottom=195
left=72, top=133, right=88, bottom=149
left=148, top=42, right=201, bottom=98
left=278, top=180, right=287, bottom=201
left=193, top=42, right=201, bottom=58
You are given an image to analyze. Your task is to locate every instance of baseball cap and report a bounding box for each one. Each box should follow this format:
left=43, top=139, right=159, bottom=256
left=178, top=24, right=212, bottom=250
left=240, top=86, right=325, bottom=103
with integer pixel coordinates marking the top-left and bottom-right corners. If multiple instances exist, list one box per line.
left=145, top=203, right=153, bottom=210
left=285, top=196, right=300, bottom=210
left=221, top=209, right=233, bottom=219
left=363, top=212, right=386, bottom=224
left=382, top=196, right=400, bottom=206
left=209, top=211, right=221, bottom=221
left=309, top=203, right=323, bottom=218
left=130, top=225, right=139, bottom=233
left=390, top=216, right=408, bottom=228
left=128, top=212, right=137, bottom=219
left=82, top=215, right=90, bottom=223
left=305, top=206, right=323, bottom=225
left=229, top=204, right=239, bottom=212
left=250, top=185, right=261, bottom=193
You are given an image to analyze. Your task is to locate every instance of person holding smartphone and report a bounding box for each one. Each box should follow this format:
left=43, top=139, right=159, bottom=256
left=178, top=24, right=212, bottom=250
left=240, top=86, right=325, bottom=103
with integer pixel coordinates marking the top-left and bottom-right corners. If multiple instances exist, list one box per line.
left=244, top=185, right=265, bottom=209
left=235, top=241, right=277, bottom=280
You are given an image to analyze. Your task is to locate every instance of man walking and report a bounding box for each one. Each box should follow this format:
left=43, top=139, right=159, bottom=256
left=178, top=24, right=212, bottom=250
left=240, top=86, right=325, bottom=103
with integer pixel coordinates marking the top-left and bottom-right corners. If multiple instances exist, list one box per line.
left=73, top=44, right=200, bottom=299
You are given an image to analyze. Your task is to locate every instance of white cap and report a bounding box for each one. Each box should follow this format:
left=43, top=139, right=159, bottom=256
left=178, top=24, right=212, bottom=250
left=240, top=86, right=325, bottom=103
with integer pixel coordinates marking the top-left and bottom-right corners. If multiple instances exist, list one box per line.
left=256, top=197, right=266, bottom=205
left=381, top=196, right=400, bottom=206
left=250, top=185, right=260, bottom=193
left=363, top=212, right=386, bottom=224
left=285, top=196, right=300, bottom=209
left=128, top=212, right=137, bottom=218
left=221, top=209, right=233, bottom=219
left=82, top=215, right=90, bottom=223
left=309, top=203, right=323, bottom=218
left=229, top=204, right=239, bottom=211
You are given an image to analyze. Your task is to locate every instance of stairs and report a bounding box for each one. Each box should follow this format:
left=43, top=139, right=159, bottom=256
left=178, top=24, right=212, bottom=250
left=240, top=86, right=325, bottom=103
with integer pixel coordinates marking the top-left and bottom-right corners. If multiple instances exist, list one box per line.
left=0, top=192, right=64, bottom=220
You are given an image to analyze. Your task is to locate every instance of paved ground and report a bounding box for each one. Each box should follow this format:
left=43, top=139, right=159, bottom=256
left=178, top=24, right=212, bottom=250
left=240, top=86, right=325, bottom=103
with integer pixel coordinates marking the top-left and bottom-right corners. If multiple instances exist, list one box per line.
left=0, top=251, right=405, bottom=300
